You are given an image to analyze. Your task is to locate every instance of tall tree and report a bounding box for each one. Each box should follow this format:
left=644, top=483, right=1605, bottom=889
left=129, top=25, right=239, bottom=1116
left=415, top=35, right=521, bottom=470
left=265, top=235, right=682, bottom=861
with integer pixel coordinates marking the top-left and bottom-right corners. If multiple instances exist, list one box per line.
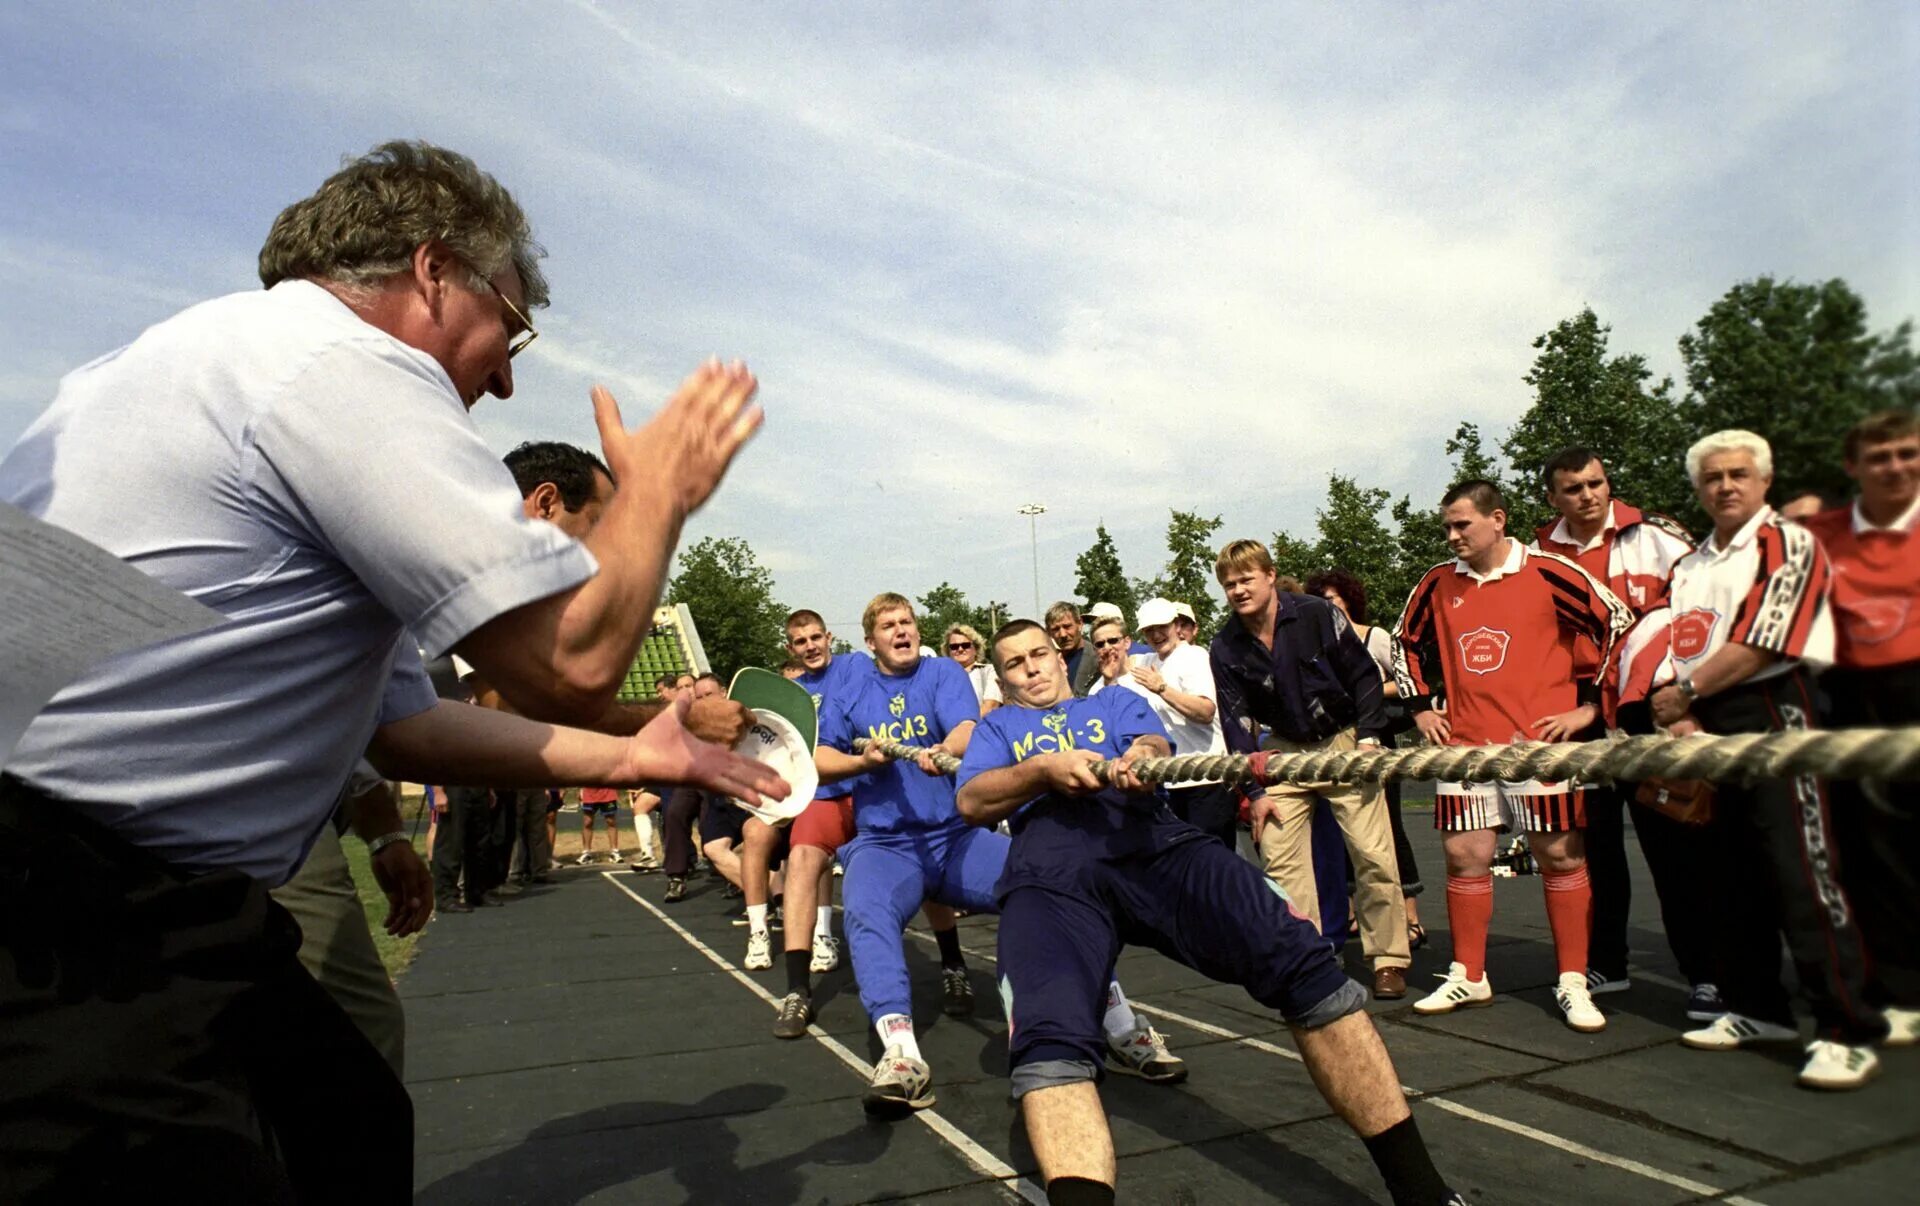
left=917, top=581, right=997, bottom=646
left=1072, top=525, right=1138, bottom=627
left=1445, top=421, right=1500, bottom=483
left=1386, top=493, right=1448, bottom=623
left=1313, top=475, right=1397, bottom=603
left=667, top=536, right=787, bottom=680
left=1680, top=277, right=1920, bottom=502
left=1267, top=529, right=1319, bottom=585
left=1502, top=307, right=1695, bottom=532
left=1137, top=509, right=1224, bottom=636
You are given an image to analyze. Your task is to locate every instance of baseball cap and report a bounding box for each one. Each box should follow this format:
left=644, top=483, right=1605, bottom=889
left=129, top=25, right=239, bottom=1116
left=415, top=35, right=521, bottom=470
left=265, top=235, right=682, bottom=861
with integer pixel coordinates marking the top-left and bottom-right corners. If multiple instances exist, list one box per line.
left=1086, top=601, right=1124, bottom=621
left=1137, top=597, right=1178, bottom=628
left=1171, top=601, right=1196, bottom=624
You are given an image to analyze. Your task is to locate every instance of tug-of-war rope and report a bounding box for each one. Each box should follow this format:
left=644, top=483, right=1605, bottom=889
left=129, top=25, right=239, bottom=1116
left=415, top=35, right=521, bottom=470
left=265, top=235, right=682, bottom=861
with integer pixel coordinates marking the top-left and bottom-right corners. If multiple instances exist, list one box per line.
left=853, top=727, right=1920, bottom=788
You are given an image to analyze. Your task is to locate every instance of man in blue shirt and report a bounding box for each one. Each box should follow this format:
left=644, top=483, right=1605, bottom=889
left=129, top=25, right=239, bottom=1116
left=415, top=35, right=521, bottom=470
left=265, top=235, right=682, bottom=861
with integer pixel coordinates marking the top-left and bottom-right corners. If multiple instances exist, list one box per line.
left=957, top=620, right=1460, bottom=1206
left=818, top=595, right=1181, bottom=1117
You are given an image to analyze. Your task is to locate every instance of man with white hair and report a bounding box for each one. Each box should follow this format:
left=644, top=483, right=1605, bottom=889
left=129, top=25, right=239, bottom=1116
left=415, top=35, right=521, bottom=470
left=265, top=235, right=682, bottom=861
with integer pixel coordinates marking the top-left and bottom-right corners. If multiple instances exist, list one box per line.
left=1653, top=429, right=1888, bottom=1089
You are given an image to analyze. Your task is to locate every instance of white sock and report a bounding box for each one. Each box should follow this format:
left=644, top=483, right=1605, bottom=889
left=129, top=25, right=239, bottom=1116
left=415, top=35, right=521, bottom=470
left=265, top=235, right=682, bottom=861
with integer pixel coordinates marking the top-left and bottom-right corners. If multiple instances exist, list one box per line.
left=1103, top=981, right=1139, bottom=1041
left=747, top=903, right=768, bottom=935
left=877, top=1013, right=920, bottom=1060
left=635, top=813, right=655, bottom=852
left=817, top=906, right=834, bottom=938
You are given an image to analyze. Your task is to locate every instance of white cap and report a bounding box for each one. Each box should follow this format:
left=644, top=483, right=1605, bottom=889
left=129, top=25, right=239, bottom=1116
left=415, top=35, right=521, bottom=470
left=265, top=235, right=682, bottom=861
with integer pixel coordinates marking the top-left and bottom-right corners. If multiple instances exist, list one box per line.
left=1137, top=597, right=1178, bottom=628
left=1171, top=601, right=1196, bottom=624
left=1086, top=601, right=1124, bottom=621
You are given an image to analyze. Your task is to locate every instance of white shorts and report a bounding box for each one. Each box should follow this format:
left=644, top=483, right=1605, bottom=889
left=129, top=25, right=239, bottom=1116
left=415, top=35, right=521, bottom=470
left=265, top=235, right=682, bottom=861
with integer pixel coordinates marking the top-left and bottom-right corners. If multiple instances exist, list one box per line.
left=1434, top=780, right=1585, bottom=833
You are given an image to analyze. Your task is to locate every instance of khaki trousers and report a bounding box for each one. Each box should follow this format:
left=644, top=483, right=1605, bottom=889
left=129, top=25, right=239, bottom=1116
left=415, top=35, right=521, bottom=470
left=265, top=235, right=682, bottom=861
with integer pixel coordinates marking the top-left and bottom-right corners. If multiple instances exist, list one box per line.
left=272, top=825, right=407, bottom=1075
left=1256, top=728, right=1410, bottom=970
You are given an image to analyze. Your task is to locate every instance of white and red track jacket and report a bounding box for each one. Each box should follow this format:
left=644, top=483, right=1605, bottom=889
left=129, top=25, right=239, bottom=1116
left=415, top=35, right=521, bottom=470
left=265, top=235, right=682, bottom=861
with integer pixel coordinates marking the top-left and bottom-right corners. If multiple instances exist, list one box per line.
left=1533, top=500, right=1693, bottom=618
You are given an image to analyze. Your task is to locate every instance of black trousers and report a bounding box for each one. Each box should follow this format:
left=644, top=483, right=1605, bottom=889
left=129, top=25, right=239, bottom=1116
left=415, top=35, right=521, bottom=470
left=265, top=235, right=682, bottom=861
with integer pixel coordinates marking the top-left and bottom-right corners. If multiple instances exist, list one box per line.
left=1167, top=782, right=1239, bottom=851
left=660, top=787, right=705, bottom=877
left=1583, top=784, right=1717, bottom=985
left=1824, top=660, right=1920, bottom=1008
left=0, top=775, right=412, bottom=1204
left=1695, top=670, right=1887, bottom=1043
left=431, top=786, right=496, bottom=906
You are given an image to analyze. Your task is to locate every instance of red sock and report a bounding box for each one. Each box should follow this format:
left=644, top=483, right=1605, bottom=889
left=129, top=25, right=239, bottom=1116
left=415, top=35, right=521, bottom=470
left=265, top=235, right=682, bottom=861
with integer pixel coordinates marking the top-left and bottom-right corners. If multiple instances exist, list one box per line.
left=1445, top=874, right=1494, bottom=981
left=1542, top=867, right=1592, bottom=976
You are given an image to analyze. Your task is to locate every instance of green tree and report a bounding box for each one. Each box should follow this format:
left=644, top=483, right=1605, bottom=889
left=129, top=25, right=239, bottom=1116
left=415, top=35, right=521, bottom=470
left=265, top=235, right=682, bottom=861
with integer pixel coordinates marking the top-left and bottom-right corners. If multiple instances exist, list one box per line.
left=1680, top=277, right=1920, bottom=502
left=1445, top=421, right=1500, bottom=483
left=1385, top=493, right=1448, bottom=623
left=1503, top=308, right=1695, bottom=532
left=667, top=536, right=787, bottom=680
left=1267, top=529, right=1319, bottom=585
left=1073, top=524, right=1138, bottom=626
left=1313, top=475, right=1398, bottom=604
left=916, top=581, right=997, bottom=646
left=1136, top=509, right=1225, bottom=636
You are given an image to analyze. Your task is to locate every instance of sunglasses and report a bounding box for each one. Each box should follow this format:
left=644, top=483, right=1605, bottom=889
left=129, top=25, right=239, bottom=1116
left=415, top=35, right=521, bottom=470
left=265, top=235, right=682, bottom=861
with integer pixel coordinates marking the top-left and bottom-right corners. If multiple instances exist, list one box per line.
left=1093, top=636, right=1127, bottom=649
left=946, top=641, right=974, bottom=652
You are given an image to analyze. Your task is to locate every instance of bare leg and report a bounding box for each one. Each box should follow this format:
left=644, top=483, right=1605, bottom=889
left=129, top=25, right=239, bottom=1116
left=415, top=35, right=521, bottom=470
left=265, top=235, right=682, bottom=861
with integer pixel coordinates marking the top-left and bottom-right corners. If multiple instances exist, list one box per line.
left=703, top=838, right=743, bottom=888
left=784, top=844, right=830, bottom=953
left=923, top=901, right=959, bottom=931
left=1022, top=1082, right=1115, bottom=1186
left=742, top=819, right=779, bottom=909
left=1291, top=1011, right=1411, bottom=1138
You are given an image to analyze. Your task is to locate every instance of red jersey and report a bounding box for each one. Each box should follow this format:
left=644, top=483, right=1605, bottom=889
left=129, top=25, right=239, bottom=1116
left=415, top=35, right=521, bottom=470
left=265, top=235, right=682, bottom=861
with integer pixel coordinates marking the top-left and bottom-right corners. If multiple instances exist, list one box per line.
left=1392, top=540, right=1632, bottom=746
left=580, top=787, right=620, bottom=804
left=1532, top=500, right=1692, bottom=617
left=1802, top=498, right=1920, bottom=669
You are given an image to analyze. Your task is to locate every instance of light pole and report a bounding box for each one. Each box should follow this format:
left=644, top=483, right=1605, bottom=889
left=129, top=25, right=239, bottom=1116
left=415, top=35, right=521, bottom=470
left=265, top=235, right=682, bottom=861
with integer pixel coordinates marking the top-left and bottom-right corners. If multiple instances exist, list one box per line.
left=1017, top=503, right=1046, bottom=618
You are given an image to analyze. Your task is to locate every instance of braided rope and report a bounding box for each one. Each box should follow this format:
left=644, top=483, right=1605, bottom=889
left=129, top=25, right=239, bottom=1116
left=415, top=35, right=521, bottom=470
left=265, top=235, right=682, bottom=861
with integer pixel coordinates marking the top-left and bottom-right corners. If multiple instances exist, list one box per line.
left=853, top=727, right=1920, bottom=787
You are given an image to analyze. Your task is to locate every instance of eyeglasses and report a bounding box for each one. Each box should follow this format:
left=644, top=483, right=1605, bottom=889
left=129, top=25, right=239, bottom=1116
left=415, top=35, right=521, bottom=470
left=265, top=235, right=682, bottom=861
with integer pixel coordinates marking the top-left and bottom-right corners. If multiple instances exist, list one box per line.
left=1093, top=636, right=1127, bottom=649
left=946, top=641, right=974, bottom=652
left=483, top=278, right=540, bottom=359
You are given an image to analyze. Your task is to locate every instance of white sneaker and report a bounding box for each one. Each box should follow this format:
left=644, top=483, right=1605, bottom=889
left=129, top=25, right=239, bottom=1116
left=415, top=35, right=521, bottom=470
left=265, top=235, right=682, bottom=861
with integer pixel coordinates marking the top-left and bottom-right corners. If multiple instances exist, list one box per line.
left=1881, top=1006, right=1920, bottom=1048
left=575, top=852, right=594, bottom=866
left=810, top=932, right=841, bottom=974
left=1797, top=1040, right=1879, bottom=1090
left=1681, top=1012, right=1799, bottom=1050
left=1555, top=972, right=1607, bottom=1033
left=744, top=930, right=772, bottom=971
left=1413, top=962, right=1493, bottom=1015
left=863, top=1047, right=934, bottom=1117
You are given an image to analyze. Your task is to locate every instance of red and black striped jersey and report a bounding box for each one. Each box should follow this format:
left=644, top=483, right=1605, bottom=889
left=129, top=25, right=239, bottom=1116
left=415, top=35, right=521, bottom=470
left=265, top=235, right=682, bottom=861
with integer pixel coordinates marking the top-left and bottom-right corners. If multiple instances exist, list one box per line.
left=1391, top=540, right=1632, bottom=746
left=1664, top=506, right=1833, bottom=681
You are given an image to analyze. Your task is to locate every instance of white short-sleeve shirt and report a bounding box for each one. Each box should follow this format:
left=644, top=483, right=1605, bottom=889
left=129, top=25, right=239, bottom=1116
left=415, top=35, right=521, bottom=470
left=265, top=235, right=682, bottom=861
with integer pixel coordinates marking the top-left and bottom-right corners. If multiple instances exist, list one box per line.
left=1665, top=506, right=1834, bottom=684
left=0, top=281, right=598, bottom=882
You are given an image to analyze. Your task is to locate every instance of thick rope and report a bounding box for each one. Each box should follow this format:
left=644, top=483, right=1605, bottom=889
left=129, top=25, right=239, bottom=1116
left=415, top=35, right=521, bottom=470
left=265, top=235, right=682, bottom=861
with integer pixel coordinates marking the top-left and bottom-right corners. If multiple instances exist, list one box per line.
left=853, top=727, right=1920, bottom=787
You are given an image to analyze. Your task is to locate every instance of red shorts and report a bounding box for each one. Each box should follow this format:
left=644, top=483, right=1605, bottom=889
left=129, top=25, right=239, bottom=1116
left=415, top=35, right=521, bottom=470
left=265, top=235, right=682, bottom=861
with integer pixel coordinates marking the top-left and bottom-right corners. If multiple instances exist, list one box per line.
left=791, top=795, right=854, bottom=851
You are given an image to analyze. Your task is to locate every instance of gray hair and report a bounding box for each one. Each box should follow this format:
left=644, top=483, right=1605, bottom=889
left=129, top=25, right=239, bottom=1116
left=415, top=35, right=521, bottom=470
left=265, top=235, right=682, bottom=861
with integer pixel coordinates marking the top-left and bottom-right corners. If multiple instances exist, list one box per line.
left=1043, top=600, right=1082, bottom=627
left=1685, top=429, right=1773, bottom=486
left=258, top=140, right=548, bottom=306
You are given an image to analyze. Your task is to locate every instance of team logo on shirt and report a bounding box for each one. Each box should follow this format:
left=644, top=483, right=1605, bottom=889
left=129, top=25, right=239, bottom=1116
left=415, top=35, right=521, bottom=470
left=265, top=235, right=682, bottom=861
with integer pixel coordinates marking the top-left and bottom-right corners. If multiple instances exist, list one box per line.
left=1010, top=710, right=1109, bottom=761
left=1457, top=627, right=1510, bottom=675
left=1043, top=711, right=1067, bottom=734
left=1451, top=595, right=1464, bottom=609
left=1670, top=608, right=1720, bottom=660
left=1839, top=597, right=1909, bottom=645
left=889, top=694, right=906, bottom=717
left=809, top=692, right=824, bottom=711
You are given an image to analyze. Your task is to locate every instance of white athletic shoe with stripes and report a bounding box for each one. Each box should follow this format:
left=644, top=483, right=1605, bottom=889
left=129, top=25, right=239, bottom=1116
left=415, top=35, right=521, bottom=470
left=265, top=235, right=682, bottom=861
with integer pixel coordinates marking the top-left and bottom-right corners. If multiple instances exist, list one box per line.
left=810, top=932, right=841, bottom=974
left=1798, top=1040, right=1879, bottom=1090
left=1412, top=962, right=1493, bottom=1015
left=744, top=930, right=772, bottom=971
left=863, top=1048, right=935, bottom=1117
left=1555, top=972, right=1607, bottom=1032
left=1680, top=1012, right=1798, bottom=1050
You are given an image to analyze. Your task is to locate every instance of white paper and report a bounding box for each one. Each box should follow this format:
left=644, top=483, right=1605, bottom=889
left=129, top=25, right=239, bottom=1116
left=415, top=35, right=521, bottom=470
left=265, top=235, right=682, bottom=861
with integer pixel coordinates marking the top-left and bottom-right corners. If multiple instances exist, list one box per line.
left=0, top=502, right=223, bottom=768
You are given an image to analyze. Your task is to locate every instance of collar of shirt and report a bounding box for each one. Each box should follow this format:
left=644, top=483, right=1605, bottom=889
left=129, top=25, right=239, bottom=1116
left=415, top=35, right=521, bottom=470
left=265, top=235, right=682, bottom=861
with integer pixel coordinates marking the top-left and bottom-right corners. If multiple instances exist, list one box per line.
left=1703, top=506, right=1773, bottom=558
left=1547, top=502, right=1618, bottom=553
left=1853, top=493, right=1920, bottom=535
left=1455, top=537, right=1526, bottom=584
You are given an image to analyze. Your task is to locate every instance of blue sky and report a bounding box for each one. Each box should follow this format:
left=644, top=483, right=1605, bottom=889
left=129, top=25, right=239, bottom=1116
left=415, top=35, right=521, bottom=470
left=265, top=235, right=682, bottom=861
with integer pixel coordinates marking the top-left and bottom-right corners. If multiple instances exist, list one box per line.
left=4, top=2, right=1915, bottom=636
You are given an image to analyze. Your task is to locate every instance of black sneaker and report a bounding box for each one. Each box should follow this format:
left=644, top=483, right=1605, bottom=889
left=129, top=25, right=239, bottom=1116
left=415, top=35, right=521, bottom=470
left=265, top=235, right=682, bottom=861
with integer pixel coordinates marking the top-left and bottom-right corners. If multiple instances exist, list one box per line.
left=941, top=967, right=974, bottom=1018
left=773, top=991, right=813, bottom=1039
left=664, top=876, right=687, bottom=904
left=721, top=882, right=744, bottom=899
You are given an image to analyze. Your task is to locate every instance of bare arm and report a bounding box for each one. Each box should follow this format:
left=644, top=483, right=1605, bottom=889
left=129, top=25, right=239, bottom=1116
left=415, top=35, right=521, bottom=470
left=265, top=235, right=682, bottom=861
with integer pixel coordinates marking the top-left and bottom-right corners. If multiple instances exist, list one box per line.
left=453, top=364, right=762, bottom=723
left=956, top=750, right=1097, bottom=826
left=468, top=670, right=750, bottom=744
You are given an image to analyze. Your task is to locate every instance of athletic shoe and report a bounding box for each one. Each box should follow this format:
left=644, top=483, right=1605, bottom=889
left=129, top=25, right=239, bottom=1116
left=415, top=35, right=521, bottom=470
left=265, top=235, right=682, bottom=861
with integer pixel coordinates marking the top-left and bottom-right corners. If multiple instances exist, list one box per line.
left=575, top=852, right=595, bottom=866
left=862, top=1049, right=934, bottom=1118
left=1797, top=1040, right=1879, bottom=1090
left=1680, top=1012, right=1798, bottom=1050
left=721, top=882, right=744, bottom=899
left=663, top=876, right=687, bottom=904
left=1105, top=1022, right=1188, bottom=1084
left=772, top=991, right=813, bottom=1040
left=1685, top=983, right=1726, bottom=1022
left=810, top=932, right=842, bottom=974
left=940, top=967, right=974, bottom=1017
left=627, top=861, right=660, bottom=876
left=605, top=852, right=625, bottom=865
left=1881, top=1006, right=1920, bottom=1048
left=769, top=904, right=784, bottom=930
left=745, top=930, right=773, bottom=971
left=1555, top=973, right=1607, bottom=1033
left=1584, top=970, right=1631, bottom=996
left=1412, top=963, right=1493, bottom=1015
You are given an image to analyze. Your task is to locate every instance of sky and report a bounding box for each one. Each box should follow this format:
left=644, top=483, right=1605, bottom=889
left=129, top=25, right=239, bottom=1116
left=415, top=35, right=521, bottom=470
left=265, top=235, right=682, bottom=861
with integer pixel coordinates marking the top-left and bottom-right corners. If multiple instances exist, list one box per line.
left=3, top=2, right=1915, bottom=637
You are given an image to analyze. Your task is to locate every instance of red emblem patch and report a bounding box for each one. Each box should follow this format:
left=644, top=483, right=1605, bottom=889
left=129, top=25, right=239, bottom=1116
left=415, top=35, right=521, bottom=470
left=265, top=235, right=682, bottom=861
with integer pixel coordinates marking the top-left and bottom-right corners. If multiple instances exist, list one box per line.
left=1457, top=626, right=1510, bottom=675
left=1670, top=608, right=1719, bottom=660
left=1839, top=597, right=1909, bottom=646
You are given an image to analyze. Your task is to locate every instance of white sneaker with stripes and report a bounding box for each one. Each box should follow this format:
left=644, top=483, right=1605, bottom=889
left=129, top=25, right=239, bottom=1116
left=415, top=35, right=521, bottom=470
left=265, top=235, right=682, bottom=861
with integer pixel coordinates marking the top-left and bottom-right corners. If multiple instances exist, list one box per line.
left=1882, top=1006, right=1919, bottom=1048
left=1412, top=962, right=1493, bottom=1015
left=1798, top=1040, right=1879, bottom=1090
left=1556, top=972, right=1607, bottom=1032
left=1680, top=1012, right=1798, bottom=1050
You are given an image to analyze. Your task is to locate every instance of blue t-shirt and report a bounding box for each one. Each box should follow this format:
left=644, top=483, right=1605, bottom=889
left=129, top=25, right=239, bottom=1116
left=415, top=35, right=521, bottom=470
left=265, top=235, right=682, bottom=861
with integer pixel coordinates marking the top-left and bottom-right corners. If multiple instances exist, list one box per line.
left=956, top=689, right=1204, bottom=891
left=819, top=656, right=979, bottom=837
left=798, top=653, right=878, bottom=799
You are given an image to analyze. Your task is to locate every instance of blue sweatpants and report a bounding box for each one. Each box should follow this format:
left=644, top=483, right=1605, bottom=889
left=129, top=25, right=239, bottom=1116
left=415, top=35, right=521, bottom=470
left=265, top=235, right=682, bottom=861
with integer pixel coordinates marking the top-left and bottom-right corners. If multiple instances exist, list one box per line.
left=841, top=824, right=1008, bottom=1023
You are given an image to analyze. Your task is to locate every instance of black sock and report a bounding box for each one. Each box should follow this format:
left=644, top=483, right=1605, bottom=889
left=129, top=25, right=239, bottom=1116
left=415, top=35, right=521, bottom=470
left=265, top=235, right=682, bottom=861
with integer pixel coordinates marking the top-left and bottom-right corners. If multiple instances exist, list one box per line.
left=784, top=949, right=811, bottom=996
left=1362, top=1115, right=1452, bottom=1206
left=934, top=926, right=965, bottom=970
left=1045, top=1176, right=1114, bottom=1206
left=772, top=893, right=783, bottom=911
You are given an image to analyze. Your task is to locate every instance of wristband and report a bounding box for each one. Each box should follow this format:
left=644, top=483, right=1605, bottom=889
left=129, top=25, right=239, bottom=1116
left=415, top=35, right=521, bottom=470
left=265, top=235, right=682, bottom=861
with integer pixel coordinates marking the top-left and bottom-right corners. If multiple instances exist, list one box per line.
left=367, top=831, right=410, bottom=857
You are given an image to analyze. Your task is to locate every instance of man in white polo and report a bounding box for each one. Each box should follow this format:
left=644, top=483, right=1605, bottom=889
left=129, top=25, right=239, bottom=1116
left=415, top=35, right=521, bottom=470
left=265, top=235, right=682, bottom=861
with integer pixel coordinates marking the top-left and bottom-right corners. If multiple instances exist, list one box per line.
left=1113, top=598, right=1235, bottom=850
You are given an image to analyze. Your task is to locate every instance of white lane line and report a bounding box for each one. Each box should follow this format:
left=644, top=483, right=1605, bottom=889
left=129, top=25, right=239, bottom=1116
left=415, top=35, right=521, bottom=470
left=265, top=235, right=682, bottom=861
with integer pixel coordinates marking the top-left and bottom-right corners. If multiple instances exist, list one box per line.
left=900, top=926, right=1770, bottom=1205
left=602, top=873, right=1046, bottom=1205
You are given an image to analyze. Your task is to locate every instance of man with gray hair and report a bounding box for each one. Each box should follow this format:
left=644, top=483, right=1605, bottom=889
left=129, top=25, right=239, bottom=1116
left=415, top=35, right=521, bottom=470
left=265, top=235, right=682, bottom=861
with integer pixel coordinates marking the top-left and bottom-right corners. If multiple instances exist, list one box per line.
left=0, top=140, right=783, bottom=1198
left=1046, top=600, right=1102, bottom=696
left=1652, top=429, right=1887, bottom=1089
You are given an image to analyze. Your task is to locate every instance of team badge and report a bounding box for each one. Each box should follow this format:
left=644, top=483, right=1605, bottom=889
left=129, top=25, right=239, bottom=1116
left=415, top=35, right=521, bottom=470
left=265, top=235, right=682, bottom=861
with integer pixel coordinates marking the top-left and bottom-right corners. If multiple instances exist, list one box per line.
left=1043, top=711, right=1067, bottom=734
left=1457, top=627, right=1510, bottom=675
left=1838, top=597, right=1909, bottom=646
left=1670, top=608, right=1719, bottom=660
left=1451, top=595, right=1464, bottom=609
left=889, top=694, right=906, bottom=718
left=809, top=692, right=824, bottom=711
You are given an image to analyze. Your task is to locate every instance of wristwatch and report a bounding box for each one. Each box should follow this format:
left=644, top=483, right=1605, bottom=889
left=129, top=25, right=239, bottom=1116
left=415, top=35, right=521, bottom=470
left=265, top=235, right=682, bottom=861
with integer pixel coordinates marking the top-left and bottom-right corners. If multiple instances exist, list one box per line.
left=1675, top=676, right=1698, bottom=703
left=367, top=831, right=410, bottom=857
